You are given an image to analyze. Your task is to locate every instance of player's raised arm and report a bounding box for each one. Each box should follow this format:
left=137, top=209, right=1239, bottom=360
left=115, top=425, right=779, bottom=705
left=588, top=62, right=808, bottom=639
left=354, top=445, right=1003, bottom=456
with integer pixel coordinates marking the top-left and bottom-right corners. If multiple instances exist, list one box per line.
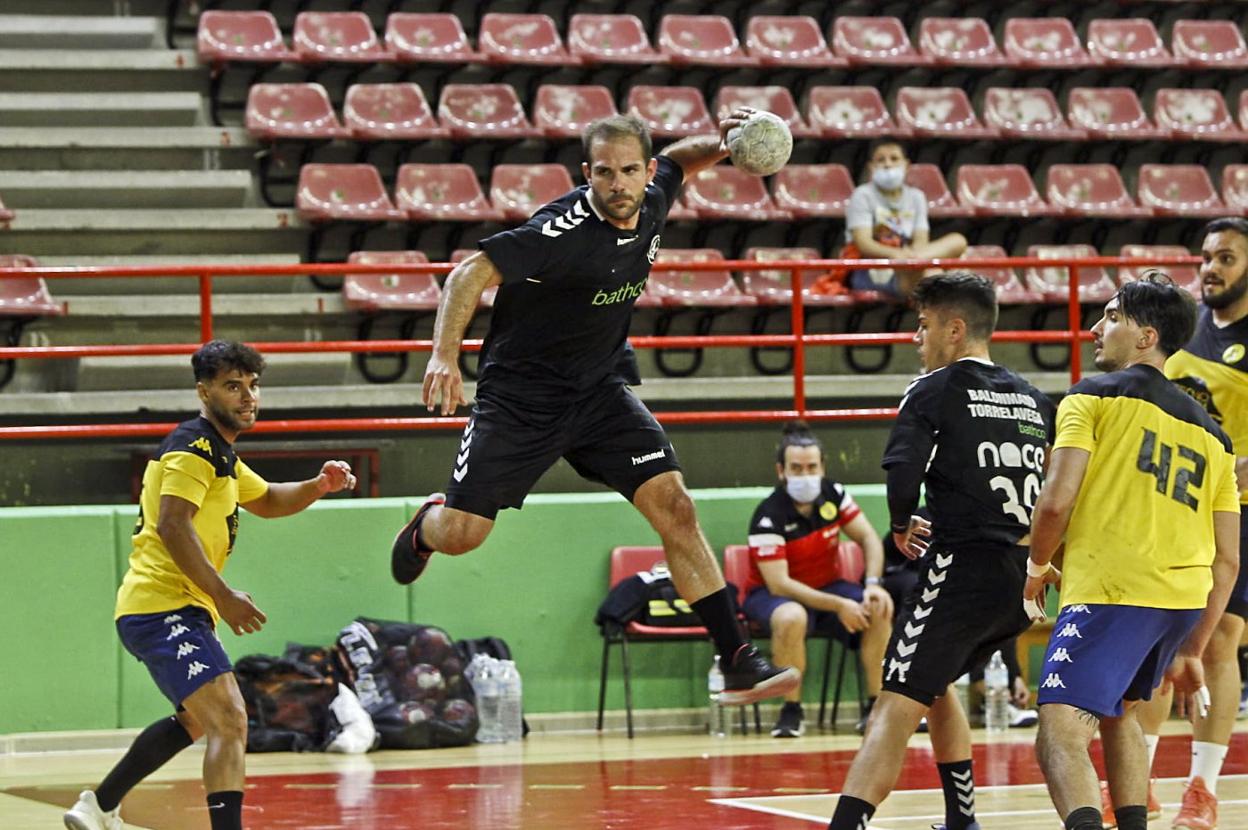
left=241, top=460, right=357, bottom=518
left=424, top=252, right=503, bottom=415
left=658, top=107, right=753, bottom=181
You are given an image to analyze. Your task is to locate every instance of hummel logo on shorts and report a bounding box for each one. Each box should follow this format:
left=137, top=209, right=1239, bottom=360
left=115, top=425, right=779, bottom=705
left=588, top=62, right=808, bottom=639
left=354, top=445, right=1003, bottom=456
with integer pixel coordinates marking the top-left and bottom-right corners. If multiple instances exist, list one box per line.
left=1041, top=673, right=1066, bottom=689
left=1057, top=623, right=1082, bottom=638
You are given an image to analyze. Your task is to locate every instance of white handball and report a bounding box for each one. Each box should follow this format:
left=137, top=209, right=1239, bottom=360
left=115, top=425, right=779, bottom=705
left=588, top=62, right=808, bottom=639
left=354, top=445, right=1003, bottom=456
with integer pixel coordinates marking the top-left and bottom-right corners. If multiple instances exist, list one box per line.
left=726, top=111, right=793, bottom=176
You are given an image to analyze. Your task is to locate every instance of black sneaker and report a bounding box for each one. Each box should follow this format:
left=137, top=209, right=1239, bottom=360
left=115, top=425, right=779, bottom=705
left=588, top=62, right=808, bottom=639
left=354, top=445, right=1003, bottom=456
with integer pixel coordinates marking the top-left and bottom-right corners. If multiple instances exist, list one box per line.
left=718, top=645, right=800, bottom=706
left=771, top=702, right=805, bottom=738
left=390, top=493, right=444, bottom=585
left=855, top=697, right=876, bottom=735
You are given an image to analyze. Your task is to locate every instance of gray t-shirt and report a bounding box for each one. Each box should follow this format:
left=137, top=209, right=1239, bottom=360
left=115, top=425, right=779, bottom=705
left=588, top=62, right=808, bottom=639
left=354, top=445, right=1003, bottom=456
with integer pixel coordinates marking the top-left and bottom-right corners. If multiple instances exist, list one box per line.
left=844, top=183, right=929, bottom=246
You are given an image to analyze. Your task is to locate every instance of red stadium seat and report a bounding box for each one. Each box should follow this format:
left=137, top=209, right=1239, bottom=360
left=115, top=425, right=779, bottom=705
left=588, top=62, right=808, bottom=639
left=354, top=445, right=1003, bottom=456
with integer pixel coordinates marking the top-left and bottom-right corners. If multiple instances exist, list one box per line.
left=1045, top=164, right=1151, bottom=219
left=1222, top=165, right=1248, bottom=214
left=682, top=167, right=789, bottom=222
left=962, top=245, right=1043, bottom=304
left=1118, top=244, right=1200, bottom=297
left=1239, top=91, right=1248, bottom=133
left=0, top=255, right=62, bottom=317
left=1002, top=18, right=1096, bottom=68
left=244, top=83, right=350, bottom=141
left=956, top=165, right=1058, bottom=217
left=293, top=12, right=393, bottom=64
left=343, top=83, right=448, bottom=141
left=533, top=85, right=618, bottom=139
left=0, top=193, right=14, bottom=226
left=489, top=164, right=575, bottom=222
left=906, top=163, right=975, bottom=219
left=343, top=251, right=439, bottom=313
left=1024, top=245, right=1116, bottom=303
left=567, top=14, right=665, bottom=65
left=385, top=13, right=480, bottom=64
left=917, top=17, right=1007, bottom=67
left=657, top=15, right=759, bottom=67
left=627, top=86, right=714, bottom=139
left=1136, top=164, right=1226, bottom=218
left=295, top=164, right=405, bottom=223
left=982, top=88, right=1087, bottom=141
left=744, top=16, right=846, bottom=68
left=1067, top=87, right=1168, bottom=141
left=831, top=17, right=932, bottom=66
left=894, top=87, right=999, bottom=139
left=395, top=164, right=504, bottom=223
left=478, top=13, right=575, bottom=67
left=1172, top=20, right=1248, bottom=69
left=805, top=86, right=905, bottom=139
left=771, top=164, right=855, bottom=218
left=437, top=84, right=538, bottom=140
left=740, top=247, right=852, bottom=307
left=1087, top=19, right=1179, bottom=67
left=197, top=11, right=292, bottom=66
left=714, top=86, right=818, bottom=139
left=666, top=194, right=697, bottom=223
left=649, top=249, right=756, bottom=307
left=1153, top=89, right=1247, bottom=142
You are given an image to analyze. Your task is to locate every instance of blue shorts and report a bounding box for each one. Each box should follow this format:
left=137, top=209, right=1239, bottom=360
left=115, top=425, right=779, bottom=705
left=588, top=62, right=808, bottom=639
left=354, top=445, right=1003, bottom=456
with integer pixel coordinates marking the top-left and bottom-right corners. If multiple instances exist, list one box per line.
left=117, top=605, right=232, bottom=707
left=1224, top=505, right=1248, bottom=619
left=1036, top=603, right=1201, bottom=718
left=742, top=580, right=865, bottom=646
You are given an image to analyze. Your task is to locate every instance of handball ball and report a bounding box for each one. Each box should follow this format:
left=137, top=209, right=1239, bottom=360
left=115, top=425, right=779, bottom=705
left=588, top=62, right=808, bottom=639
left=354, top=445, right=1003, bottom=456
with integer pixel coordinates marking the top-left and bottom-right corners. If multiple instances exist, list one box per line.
left=726, top=111, right=793, bottom=176
left=403, top=663, right=447, bottom=702
left=440, top=698, right=476, bottom=729
left=398, top=700, right=435, bottom=726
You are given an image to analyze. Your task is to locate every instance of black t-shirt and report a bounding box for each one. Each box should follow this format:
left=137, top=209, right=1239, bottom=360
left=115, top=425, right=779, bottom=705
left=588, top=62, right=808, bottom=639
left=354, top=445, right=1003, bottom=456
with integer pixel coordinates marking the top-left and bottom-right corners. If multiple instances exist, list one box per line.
left=882, top=359, right=1057, bottom=553
left=476, top=156, right=684, bottom=407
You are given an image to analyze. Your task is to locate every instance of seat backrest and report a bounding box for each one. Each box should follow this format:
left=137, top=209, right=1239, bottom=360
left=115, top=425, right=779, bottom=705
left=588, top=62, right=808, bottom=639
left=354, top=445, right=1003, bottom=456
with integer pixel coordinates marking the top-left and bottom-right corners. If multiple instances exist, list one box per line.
left=296, top=164, right=394, bottom=216
left=1118, top=244, right=1200, bottom=296
left=683, top=167, right=778, bottom=212
left=1025, top=244, right=1112, bottom=294
left=894, top=86, right=983, bottom=132
left=385, top=13, right=476, bottom=62
left=438, top=83, right=531, bottom=134
left=745, top=16, right=832, bottom=63
left=837, top=540, right=865, bottom=583
left=714, top=86, right=803, bottom=127
left=1002, top=18, right=1089, bottom=64
left=532, top=84, right=618, bottom=136
left=343, top=250, right=438, bottom=311
left=478, top=13, right=569, bottom=64
left=650, top=248, right=743, bottom=303
left=489, top=164, right=575, bottom=220
left=657, top=14, right=749, bottom=64
left=721, top=544, right=752, bottom=607
left=1137, top=164, right=1224, bottom=212
left=197, top=10, right=287, bottom=62
left=567, top=14, right=657, bottom=63
left=245, top=83, right=342, bottom=138
left=962, top=245, right=1023, bottom=293
left=343, top=83, right=437, bottom=132
left=982, top=87, right=1068, bottom=133
left=293, top=12, right=386, bottom=60
left=1172, top=20, right=1248, bottom=65
left=771, top=164, right=855, bottom=216
left=805, top=86, right=893, bottom=134
left=395, top=164, right=493, bottom=218
left=905, top=163, right=959, bottom=213
left=1067, top=87, right=1154, bottom=134
left=831, top=16, right=919, bottom=62
left=626, top=85, right=714, bottom=137
left=917, top=17, right=1001, bottom=64
left=1222, top=164, right=1248, bottom=210
left=740, top=246, right=825, bottom=300
left=0, top=254, right=61, bottom=317
left=1045, top=164, right=1135, bottom=211
left=956, top=164, right=1047, bottom=211
left=1087, top=18, right=1171, bottom=64
left=609, top=546, right=666, bottom=588
left=1154, top=88, right=1236, bottom=134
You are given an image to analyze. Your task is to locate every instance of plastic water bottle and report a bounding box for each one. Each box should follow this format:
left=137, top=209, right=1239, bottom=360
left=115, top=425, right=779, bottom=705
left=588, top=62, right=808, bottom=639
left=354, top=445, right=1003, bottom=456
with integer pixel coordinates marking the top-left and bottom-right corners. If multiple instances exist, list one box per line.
left=707, top=655, right=728, bottom=737
left=499, top=660, right=524, bottom=742
left=984, top=650, right=1010, bottom=733
left=473, top=659, right=504, bottom=743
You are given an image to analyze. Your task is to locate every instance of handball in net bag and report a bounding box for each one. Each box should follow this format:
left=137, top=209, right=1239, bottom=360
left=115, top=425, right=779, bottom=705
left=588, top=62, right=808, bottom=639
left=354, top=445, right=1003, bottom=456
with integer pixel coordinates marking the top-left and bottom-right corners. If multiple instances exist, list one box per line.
left=726, top=111, right=793, bottom=176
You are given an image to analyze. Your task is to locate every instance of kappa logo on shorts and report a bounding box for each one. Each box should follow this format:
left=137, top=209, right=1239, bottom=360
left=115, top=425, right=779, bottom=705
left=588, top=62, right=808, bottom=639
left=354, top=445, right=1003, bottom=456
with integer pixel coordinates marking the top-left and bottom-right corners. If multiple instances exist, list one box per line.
left=1057, top=622, right=1083, bottom=639
left=1067, top=604, right=1091, bottom=614
left=163, top=613, right=183, bottom=624
left=175, top=642, right=201, bottom=660
left=1050, top=647, right=1073, bottom=663
left=166, top=623, right=190, bottom=640
left=186, top=661, right=210, bottom=679
left=1041, top=673, right=1066, bottom=689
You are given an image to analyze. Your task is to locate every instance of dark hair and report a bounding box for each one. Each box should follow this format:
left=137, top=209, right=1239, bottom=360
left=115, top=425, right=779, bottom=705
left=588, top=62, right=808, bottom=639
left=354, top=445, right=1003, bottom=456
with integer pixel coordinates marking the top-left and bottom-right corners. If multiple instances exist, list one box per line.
left=1203, top=216, right=1248, bottom=239
left=1116, top=270, right=1197, bottom=357
left=776, top=419, right=824, bottom=465
left=192, top=340, right=265, bottom=382
left=866, top=138, right=909, bottom=161
left=912, top=271, right=999, bottom=341
left=582, top=114, right=652, bottom=162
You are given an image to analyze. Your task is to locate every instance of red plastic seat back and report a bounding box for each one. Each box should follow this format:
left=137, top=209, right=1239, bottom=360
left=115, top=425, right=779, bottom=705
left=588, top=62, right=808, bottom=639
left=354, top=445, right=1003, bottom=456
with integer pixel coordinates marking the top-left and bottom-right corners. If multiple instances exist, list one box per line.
left=771, top=164, right=854, bottom=217
left=740, top=246, right=834, bottom=304
left=395, top=164, right=498, bottom=222
left=905, top=164, right=963, bottom=216
left=918, top=17, right=1003, bottom=65
left=956, top=165, right=1051, bottom=215
left=1045, top=164, right=1140, bottom=214
left=0, top=255, right=62, bottom=317
left=245, top=83, right=344, bottom=140
left=1025, top=244, right=1114, bottom=301
left=1172, top=20, right=1248, bottom=67
left=344, top=83, right=444, bottom=138
left=722, top=544, right=752, bottom=607
left=293, top=12, right=389, bottom=62
left=198, top=11, right=289, bottom=64
left=1067, top=87, right=1159, bottom=137
left=650, top=249, right=747, bottom=306
left=1154, top=89, right=1239, bottom=137
left=295, top=164, right=399, bottom=221
left=1222, top=165, right=1248, bottom=211
left=745, top=16, right=838, bottom=65
left=714, top=86, right=810, bottom=136
left=609, top=546, right=667, bottom=589
left=385, top=13, right=477, bottom=63
left=567, top=14, right=660, bottom=64
left=1003, top=18, right=1091, bottom=66
left=658, top=14, right=755, bottom=66
left=343, top=251, right=439, bottom=312
left=478, top=13, right=571, bottom=65
left=983, top=88, right=1075, bottom=136
left=895, top=86, right=988, bottom=134
left=805, top=86, right=896, bottom=137
left=438, top=84, right=534, bottom=137
left=832, top=16, right=923, bottom=64
left=627, top=86, right=714, bottom=138
left=1118, top=245, right=1200, bottom=296
left=533, top=85, right=618, bottom=137
left=489, top=164, right=575, bottom=221
left=1137, top=165, right=1225, bottom=214
left=1087, top=19, right=1174, bottom=65
left=962, top=245, right=1028, bottom=297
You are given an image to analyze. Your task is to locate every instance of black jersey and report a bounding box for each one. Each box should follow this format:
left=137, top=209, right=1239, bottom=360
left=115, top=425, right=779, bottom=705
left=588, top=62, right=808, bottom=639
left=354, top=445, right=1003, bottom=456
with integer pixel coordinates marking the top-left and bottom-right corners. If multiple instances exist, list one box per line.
left=882, top=358, right=1056, bottom=553
left=476, top=156, right=684, bottom=407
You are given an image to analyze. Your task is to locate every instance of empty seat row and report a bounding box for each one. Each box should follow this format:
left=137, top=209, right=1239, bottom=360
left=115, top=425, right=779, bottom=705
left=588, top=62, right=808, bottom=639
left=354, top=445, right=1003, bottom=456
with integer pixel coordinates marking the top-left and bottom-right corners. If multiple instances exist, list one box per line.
left=198, top=11, right=1248, bottom=72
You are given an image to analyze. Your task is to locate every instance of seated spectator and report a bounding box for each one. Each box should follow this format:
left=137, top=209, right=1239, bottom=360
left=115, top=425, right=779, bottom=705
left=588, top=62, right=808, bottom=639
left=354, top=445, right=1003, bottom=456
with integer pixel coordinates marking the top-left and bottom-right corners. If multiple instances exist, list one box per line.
left=842, top=139, right=967, bottom=298
left=745, top=421, right=893, bottom=738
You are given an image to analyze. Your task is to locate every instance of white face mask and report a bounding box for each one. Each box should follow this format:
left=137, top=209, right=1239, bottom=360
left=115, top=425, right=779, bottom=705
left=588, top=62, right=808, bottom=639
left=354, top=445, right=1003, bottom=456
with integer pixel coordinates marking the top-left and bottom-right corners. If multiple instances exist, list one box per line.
left=872, top=166, right=905, bottom=191
left=784, top=474, right=822, bottom=505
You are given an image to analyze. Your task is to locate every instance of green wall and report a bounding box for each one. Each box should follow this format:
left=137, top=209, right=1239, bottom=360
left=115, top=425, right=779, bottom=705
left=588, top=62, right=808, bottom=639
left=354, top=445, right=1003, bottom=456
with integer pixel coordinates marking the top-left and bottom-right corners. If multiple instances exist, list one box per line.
left=0, top=486, right=890, bottom=734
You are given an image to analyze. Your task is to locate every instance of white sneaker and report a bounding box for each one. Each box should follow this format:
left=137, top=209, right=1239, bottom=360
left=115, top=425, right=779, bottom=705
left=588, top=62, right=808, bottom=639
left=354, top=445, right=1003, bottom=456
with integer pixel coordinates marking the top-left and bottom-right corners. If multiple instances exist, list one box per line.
left=1008, top=704, right=1038, bottom=728
left=64, top=790, right=122, bottom=830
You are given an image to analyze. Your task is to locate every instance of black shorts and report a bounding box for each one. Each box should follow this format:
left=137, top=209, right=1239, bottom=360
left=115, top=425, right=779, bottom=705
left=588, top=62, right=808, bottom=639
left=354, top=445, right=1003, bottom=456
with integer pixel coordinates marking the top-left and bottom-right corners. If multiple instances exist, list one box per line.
left=1224, top=505, right=1248, bottom=619
left=444, top=384, right=681, bottom=520
left=881, top=544, right=1032, bottom=707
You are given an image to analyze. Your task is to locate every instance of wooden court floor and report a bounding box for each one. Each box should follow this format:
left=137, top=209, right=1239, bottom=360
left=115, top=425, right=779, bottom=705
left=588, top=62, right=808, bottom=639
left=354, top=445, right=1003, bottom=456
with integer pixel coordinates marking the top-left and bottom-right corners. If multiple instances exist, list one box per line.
left=2, top=720, right=1246, bottom=829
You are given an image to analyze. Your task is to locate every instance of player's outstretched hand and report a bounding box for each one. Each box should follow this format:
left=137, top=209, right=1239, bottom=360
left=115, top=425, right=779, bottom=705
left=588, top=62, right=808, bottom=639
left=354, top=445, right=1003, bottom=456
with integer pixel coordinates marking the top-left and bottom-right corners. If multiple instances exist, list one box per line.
left=1166, top=653, right=1208, bottom=720
left=216, top=588, right=267, bottom=636
left=317, top=460, right=357, bottom=494
left=891, top=513, right=932, bottom=560
left=423, top=353, right=468, bottom=416
left=716, top=106, right=757, bottom=151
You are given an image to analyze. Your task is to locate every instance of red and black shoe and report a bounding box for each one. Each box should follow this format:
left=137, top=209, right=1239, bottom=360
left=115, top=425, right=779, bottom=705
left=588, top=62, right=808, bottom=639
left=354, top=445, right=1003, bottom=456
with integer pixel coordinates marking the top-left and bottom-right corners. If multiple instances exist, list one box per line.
left=719, top=644, right=801, bottom=706
left=390, top=493, right=445, bottom=585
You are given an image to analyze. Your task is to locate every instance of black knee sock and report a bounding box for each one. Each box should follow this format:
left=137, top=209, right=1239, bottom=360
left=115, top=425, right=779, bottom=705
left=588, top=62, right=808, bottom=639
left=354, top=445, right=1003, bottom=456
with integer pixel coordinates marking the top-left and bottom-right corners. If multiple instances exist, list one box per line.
left=828, top=795, right=875, bottom=830
left=1064, top=805, right=1103, bottom=830
left=690, top=588, right=747, bottom=661
left=207, top=790, right=244, bottom=830
left=937, top=759, right=976, bottom=830
left=1114, top=805, right=1148, bottom=830
left=95, top=715, right=194, bottom=812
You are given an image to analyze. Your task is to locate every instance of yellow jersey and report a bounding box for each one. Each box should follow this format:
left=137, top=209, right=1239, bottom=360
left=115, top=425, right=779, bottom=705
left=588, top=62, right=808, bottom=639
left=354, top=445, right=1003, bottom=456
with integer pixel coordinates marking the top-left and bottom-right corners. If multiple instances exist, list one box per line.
left=1055, top=364, right=1239, bottom=609
left=116, top=416, right=269, bottom=623
left=1165, top=306, right=1248, bottom=504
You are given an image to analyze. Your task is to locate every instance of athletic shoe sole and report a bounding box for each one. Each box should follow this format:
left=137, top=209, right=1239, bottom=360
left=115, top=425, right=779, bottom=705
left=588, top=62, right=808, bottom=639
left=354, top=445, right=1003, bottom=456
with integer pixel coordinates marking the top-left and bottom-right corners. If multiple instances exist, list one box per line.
left=718, top=667, right=800, bottom=706
left=390, top=495, right=443, bottom=585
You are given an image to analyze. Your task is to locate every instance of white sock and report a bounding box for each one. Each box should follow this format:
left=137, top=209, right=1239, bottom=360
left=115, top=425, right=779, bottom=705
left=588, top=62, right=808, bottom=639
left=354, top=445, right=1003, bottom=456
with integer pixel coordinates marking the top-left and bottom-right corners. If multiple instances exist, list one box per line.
left=1145, top=734, right=1160, bottom=772
left=1189, top=741, right=1229, bottom=795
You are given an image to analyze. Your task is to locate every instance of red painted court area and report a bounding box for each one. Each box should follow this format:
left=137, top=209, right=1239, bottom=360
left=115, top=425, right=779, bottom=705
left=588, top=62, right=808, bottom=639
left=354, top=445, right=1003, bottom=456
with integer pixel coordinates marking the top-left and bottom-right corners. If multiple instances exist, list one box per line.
left=9, top=734, right=1248, bottom=829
